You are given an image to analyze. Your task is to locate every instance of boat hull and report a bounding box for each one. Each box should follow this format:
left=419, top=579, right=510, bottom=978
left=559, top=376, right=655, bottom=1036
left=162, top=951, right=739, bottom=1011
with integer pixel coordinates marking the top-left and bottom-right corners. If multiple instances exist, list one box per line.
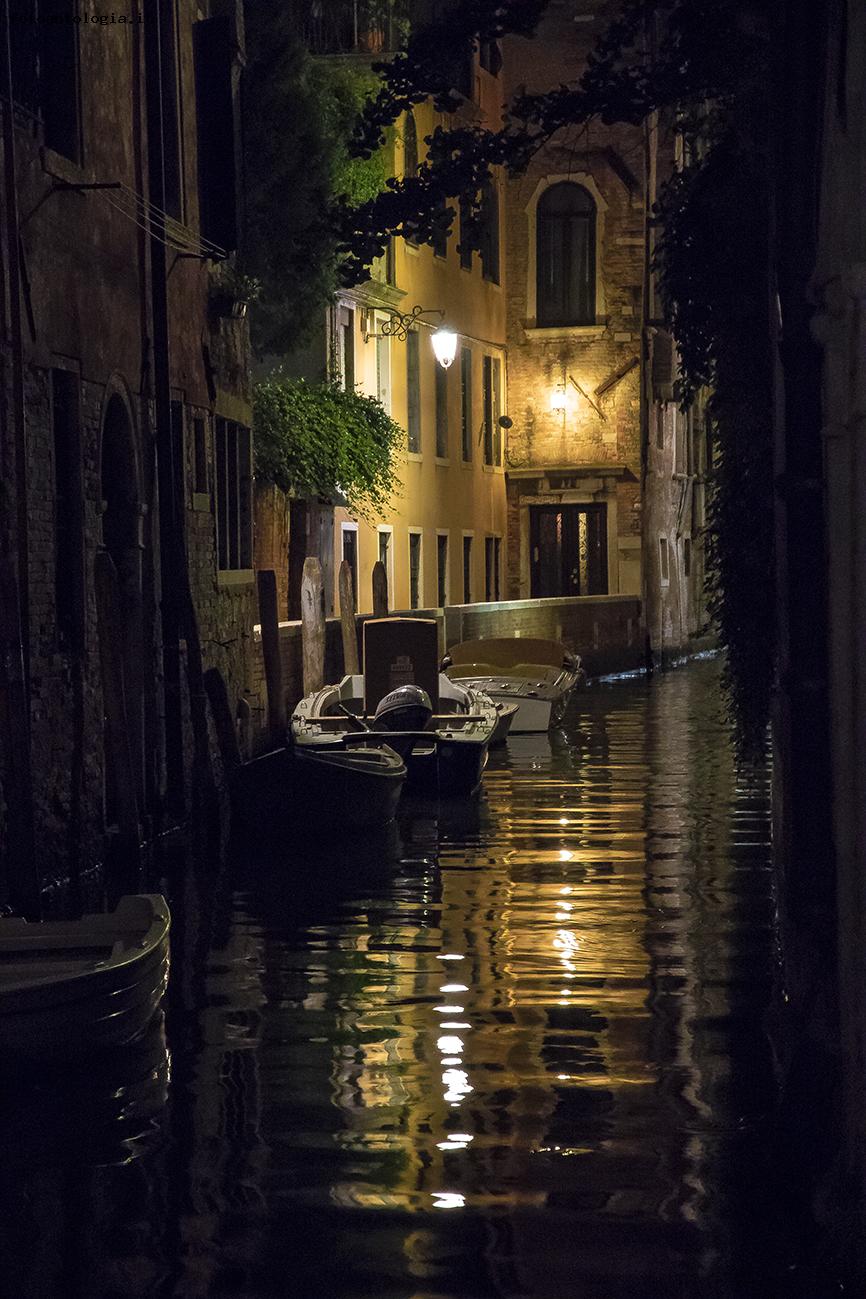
left=397, top=731, right=490, bottom=798
left=231, top=742, right=406, bottom=835
left=0, top=895, right=170, bottom=1065
left=443, top=638, right=584, bottom=733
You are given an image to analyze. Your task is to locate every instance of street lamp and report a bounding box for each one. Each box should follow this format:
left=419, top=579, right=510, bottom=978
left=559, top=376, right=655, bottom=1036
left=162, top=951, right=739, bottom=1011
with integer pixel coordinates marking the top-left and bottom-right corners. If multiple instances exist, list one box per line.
left=431, top=327, right=457, bottom=370
left=364, top=304, right=457, bottom=369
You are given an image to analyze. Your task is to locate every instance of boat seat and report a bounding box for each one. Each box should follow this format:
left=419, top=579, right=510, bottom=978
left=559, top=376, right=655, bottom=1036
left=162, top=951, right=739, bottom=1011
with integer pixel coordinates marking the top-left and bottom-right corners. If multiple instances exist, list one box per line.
left=447, top=637, right=569, bottom=671
left=446, top=662, right=499, bottom=679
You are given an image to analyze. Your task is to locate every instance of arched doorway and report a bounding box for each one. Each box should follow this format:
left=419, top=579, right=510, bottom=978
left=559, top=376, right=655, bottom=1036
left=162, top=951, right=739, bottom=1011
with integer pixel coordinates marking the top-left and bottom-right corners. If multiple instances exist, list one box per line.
left=99, top=391, right=144, bottom=826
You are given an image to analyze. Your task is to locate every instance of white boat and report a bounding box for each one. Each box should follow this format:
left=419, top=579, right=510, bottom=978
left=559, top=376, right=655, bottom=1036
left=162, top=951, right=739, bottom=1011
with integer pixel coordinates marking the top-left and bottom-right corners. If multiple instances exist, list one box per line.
left=292, top=672, right=499, bottom=797
left=0, top=894, right=170, bottom=1063
left=442, top=637, right=585, bottom=732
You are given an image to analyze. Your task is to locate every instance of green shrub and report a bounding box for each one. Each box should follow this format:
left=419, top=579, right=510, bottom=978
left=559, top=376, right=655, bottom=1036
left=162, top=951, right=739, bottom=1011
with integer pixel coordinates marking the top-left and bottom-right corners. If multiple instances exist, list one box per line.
left=253, top=375, right=404, bottom=520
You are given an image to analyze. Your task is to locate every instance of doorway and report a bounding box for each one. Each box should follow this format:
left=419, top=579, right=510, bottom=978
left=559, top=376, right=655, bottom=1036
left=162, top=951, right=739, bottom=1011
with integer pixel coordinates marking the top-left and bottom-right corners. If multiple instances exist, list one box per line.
left=529, top=503, right=608, bottom=597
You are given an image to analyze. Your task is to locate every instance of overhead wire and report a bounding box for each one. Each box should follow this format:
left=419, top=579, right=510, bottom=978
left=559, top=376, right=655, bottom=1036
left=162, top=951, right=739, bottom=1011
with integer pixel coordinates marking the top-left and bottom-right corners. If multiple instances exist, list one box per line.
left=97, top=180, right=227, bottom=261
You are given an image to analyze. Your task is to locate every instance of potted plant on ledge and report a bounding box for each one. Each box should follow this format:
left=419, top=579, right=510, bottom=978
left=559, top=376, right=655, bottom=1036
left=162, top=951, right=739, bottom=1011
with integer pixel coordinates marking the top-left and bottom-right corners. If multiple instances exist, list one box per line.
left=209, top=263, right=262, bottom=320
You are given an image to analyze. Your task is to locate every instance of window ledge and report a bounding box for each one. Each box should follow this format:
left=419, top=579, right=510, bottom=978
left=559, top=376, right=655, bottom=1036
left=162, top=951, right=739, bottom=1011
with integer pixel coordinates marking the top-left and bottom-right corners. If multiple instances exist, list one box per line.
left=217, top=568, right=255, bottom=588
left=406, top=450, right=423, bottom=463
left=523, top=324, right=608, bottom=341
left=482, top=463, right=503, bottom=474
left=461, top=457, right=473, bottom=467
left=435, top=456, right=450, bottom=467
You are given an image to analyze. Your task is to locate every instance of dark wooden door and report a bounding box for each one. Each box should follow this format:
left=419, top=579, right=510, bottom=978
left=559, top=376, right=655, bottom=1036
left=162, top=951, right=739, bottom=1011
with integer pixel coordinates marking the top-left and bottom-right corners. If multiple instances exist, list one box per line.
left=530, top=504, right=608, bottom=597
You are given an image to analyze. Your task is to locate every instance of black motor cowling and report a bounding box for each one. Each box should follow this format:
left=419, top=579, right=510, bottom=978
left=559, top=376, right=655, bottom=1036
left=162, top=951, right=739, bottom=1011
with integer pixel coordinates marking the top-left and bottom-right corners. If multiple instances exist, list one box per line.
left=373, top=685, right=433, bottom=732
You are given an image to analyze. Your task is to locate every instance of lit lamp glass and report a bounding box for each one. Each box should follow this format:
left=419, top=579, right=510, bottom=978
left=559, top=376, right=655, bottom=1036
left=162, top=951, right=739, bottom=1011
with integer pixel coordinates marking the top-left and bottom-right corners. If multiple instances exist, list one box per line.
left=431, top=328, right=458, bottom=370
left=550, top=383, right=567, bottom=412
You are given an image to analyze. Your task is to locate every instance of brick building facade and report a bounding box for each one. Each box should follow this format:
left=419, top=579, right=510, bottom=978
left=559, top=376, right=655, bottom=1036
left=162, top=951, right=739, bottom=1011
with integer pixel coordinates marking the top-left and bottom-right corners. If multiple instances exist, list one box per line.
left=501, top=3, right=708, bottom=659
left=0, top=1, right=256, bottom=907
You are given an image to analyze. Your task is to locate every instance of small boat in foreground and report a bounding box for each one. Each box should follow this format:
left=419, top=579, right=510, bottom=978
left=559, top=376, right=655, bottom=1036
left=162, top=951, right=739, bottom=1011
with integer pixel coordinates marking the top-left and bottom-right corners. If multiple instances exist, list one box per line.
left=442, top=637, right=585, bottom=732
left=231, top=734, right=407, bottom=835
left=0, top=894, right=170, bottom=1064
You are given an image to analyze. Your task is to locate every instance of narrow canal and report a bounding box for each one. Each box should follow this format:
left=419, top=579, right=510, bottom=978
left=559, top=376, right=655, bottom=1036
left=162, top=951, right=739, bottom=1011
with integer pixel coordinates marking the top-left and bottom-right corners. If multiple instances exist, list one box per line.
left=2, top=658, right=828, bottom=1297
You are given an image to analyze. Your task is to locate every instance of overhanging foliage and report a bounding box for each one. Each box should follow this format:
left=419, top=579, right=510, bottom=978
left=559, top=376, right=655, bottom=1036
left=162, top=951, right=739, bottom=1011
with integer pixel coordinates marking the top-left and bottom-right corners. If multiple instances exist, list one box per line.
left=253, top=376, right=404, bottom=521
left=241, top=3, right=394, bottom=356
left=333, top=0, right=775, bottom=756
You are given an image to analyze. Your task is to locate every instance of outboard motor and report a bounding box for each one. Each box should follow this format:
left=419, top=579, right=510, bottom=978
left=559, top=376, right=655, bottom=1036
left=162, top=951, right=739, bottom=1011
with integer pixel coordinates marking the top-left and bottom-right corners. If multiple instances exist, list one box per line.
left=374, top=685, right=433, bottom=733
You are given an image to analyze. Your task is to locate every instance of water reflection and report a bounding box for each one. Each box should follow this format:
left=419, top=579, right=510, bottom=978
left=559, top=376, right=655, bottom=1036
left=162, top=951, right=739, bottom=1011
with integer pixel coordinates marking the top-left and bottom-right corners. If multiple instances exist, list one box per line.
left=3, top=660, right=820, bottom=1297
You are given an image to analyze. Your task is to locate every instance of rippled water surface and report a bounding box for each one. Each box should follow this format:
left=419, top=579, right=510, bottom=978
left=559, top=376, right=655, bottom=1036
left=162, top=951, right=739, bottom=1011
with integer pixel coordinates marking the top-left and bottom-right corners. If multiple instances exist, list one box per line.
left=3, top=659, right=810, bottom=1297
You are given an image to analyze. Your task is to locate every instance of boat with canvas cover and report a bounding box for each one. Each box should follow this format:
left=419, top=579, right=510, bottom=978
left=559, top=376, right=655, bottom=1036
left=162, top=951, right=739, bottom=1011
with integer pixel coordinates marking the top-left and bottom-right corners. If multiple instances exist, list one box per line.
left=0, top=894, right=170, bottom=1064
left=292, top=618, right=500, bottom=798
left=442, top=637, right=585, bottom=732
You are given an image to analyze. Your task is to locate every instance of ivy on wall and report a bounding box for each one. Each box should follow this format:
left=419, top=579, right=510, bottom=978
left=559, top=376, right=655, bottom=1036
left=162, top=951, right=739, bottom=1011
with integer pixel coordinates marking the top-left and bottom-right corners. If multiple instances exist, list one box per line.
left=253, top=376, right=404, bottom=521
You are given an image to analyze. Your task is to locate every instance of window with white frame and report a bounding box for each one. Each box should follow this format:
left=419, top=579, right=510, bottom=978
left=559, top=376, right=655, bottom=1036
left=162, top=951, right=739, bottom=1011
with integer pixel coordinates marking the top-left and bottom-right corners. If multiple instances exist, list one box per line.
left=408, top=530, right=423, bottom=609
left=336, top=304, right=355, bottom=391
left=377, top=526, right=394, bottom=601
left=484, top=535, right=501, bottom=602
left=460, top=346, right=473, bottom=461
left=462, top=534, right=473, bottom=603
left=483, top=355, right=502, bottom=466
left=406, top=329, right=421, bottom=453
left=435, top=362, right=449, bottom=458
left=436, top=532, right=449, bottom=607
left=375, top=322, right=391, bottom=413
left=341, top=523, right=359, bottom=608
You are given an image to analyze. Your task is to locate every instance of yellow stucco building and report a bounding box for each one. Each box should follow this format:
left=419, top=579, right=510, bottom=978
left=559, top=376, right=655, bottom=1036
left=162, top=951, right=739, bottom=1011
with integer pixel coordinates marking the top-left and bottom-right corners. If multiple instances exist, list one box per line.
left=329, top=70, right=509, bottom=616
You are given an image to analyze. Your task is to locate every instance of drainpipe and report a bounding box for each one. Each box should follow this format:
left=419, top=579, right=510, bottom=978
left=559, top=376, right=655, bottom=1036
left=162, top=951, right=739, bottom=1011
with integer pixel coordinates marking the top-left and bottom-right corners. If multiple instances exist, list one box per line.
left=0, top=0, right=38, bottom=915
left=143, top=0, right=184, bottom=814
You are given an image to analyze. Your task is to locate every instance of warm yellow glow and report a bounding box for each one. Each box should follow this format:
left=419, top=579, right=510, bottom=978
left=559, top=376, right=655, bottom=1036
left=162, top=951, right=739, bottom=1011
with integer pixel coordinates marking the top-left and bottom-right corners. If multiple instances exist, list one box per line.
left=431, top=327, right=458, bottom=369
left=550, top=384, right=567, bottom=412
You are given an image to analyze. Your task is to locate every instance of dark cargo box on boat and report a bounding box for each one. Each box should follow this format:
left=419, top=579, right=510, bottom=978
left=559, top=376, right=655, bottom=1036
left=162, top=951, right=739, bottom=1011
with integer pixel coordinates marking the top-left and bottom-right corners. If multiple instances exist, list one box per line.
left=363, top=618, right=440, bottom=713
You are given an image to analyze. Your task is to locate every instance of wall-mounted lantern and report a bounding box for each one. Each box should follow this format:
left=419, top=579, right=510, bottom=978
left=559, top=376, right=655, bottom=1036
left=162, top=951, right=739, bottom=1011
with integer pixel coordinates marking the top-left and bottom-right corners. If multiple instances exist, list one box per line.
left=430, top=328, right=457, bottom=370
left=550, top=380, right=568, bottom=412
left=363, top=304, right=457, bottom=369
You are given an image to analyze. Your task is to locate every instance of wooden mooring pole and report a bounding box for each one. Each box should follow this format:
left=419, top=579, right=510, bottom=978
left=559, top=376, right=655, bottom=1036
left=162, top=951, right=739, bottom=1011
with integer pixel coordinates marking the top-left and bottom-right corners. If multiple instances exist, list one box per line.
left=372, top=560, right=389, bottom=618
left=338, top=559, right=360, bottom=675
left=301, top=556, right=325, bottom=697
left=257, top=568, right=286, bottom=744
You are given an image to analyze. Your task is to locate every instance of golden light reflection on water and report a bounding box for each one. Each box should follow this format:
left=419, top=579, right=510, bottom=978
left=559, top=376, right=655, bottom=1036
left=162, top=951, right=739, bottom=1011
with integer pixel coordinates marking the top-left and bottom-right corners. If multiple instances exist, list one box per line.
left=217, top=661, right=777, bottom=1296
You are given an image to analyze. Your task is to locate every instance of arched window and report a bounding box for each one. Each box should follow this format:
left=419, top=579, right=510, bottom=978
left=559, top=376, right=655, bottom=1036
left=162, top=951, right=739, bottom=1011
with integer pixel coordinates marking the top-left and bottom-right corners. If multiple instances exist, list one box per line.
left=536, top=182, right=596, bottom=326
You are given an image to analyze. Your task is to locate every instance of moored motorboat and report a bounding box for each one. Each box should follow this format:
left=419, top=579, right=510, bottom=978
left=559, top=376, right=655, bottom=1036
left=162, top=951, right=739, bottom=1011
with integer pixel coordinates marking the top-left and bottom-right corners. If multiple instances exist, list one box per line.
left=442, top=637, right=585, bottom=732
left=291, top=671, right=499, bottom=798
left=0, top=894, right=170, bottom=1064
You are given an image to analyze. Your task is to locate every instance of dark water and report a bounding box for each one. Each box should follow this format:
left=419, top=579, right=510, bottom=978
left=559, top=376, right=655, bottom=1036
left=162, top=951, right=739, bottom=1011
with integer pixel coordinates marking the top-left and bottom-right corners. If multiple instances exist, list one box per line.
left=0, top=659, right=828, bottom=1297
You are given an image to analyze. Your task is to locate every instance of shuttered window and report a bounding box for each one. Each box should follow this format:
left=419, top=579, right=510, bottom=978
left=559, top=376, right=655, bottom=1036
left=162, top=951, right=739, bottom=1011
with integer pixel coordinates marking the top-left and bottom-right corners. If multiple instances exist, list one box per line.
left=461, top=348, right=473, bottom=461
left=406, top=331, right=421, bottom=452
left=435, top=363, right=449, bottom=458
